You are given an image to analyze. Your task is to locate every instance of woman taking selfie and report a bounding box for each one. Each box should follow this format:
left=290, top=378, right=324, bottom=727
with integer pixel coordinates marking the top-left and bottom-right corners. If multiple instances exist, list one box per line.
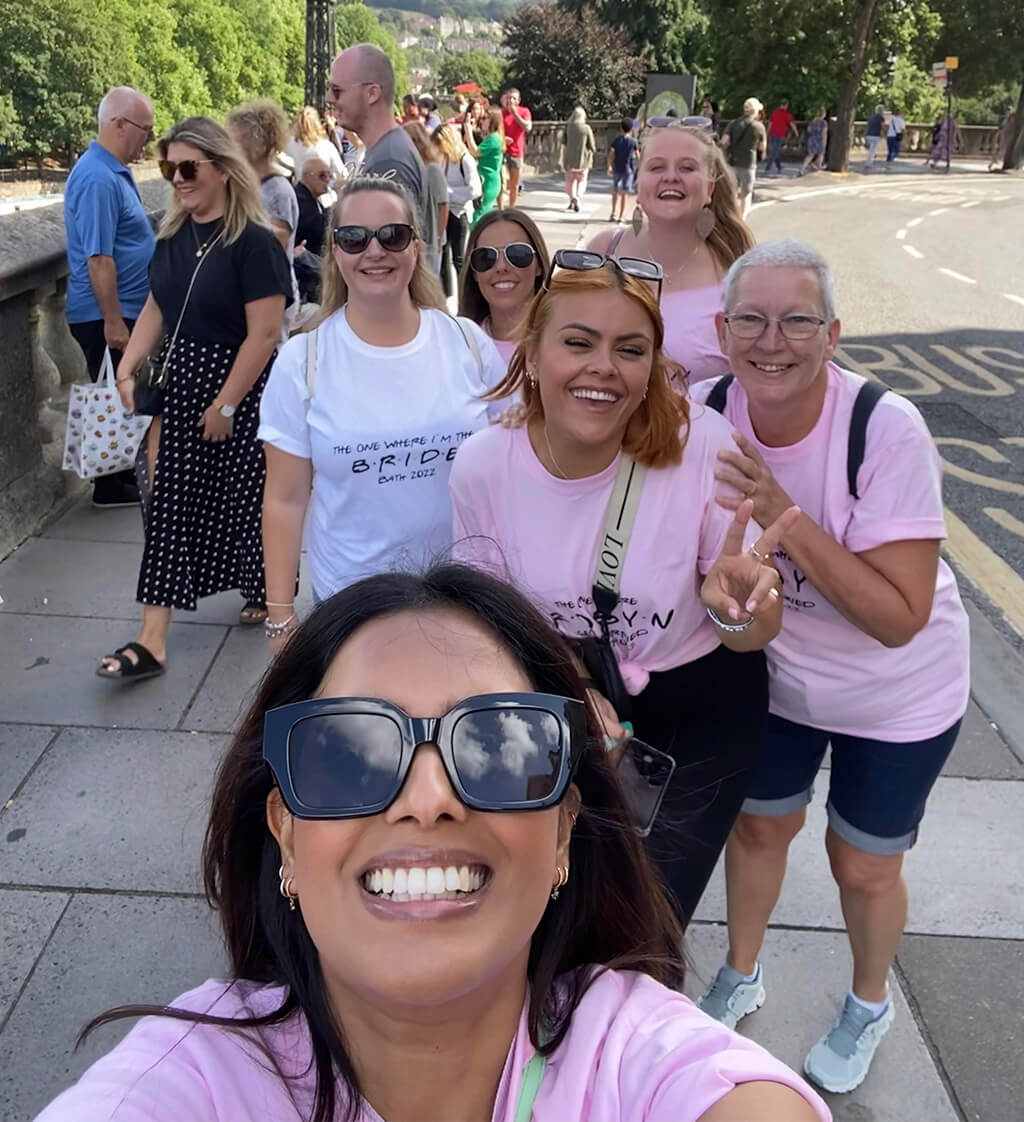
left=98, top=117, right=290, bottom=680
left=587, top=123, right=754, bottom=387
left=40, top=566, right=827, bottom=1122
left=258, top=178, right=506, bottom=637
left=459, top=208, right=550, bottom=365
left=450, top=252, right=798, bottom=922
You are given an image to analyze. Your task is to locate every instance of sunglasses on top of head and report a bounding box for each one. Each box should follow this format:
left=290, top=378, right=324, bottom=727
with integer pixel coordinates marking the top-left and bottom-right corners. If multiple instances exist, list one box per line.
left=332, top=223, right=416, bottom=254
left=469, top=242, right=537, bottom=273
left=159, top=158, right=216, bottom=182
left=544, top=249, right=663, bottom=297
left=263, top=692, right=587, bottom=819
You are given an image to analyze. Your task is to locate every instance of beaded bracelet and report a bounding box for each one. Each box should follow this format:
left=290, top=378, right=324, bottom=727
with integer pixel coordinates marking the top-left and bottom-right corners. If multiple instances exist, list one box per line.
left=264, top=614, right=297, bottom=638
left=706, top=606, right=755, bottom=633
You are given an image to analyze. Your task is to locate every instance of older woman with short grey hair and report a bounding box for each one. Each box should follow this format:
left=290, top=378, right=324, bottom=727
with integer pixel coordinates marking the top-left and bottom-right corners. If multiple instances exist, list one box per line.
left=692, top=238, right=969, bottom=1096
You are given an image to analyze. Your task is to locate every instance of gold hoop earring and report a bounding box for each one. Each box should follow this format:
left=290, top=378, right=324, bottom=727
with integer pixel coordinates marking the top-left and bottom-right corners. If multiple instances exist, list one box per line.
left=550, top=864, right=569, bottom=900
left=278, top=864, right=298, bottom=911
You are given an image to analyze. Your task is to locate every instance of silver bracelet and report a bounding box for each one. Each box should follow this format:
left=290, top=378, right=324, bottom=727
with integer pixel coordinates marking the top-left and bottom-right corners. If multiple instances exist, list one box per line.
left=706, top=606, right=756, bottom=633
left=264, top=614, right=297, bottom=638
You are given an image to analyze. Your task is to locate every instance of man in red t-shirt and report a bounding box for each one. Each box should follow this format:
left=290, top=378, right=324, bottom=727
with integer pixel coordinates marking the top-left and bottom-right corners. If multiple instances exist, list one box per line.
left=764, top=99, right=798, bottom=174
left=500, top=87, right=532, bottom=206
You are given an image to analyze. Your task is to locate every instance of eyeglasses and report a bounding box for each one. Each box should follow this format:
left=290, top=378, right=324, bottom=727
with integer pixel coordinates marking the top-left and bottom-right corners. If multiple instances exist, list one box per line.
left=332, top=223, right=415, bottom=254
left=469, top=242, right=536, bottom=273
left=263, top=692, right=587, bottom=819
left=544, top=249, right=663, bottom=297
left=119, top=117, right=155, bottom=141
left=159, top=158, right=215, bottom=182
left=723, top=313, right=829, bottom=340
left=327, top=81, right=377, bottom=101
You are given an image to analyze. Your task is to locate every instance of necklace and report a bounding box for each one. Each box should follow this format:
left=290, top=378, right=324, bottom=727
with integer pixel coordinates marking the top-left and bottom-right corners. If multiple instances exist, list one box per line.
left=190, top=219, right=224, bottom=258
left=656, top=238, right=704, bottom=282
left=541, top=425, right=569, bottom=479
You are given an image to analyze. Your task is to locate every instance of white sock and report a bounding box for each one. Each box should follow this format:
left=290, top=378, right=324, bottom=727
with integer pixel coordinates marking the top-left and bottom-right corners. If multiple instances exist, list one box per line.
left=731, top=960, right=759, bottom=983
left=849, top=989, right=889, bottom=1017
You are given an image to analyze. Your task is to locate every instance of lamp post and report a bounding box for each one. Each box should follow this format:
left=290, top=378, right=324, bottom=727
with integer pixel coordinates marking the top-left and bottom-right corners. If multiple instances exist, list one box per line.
left=305, top=0, right=337, bottom=111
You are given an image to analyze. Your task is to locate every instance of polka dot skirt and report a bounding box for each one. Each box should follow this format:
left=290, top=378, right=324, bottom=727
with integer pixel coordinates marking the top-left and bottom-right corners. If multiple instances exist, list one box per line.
left=136, top=335, right=269, bottom=611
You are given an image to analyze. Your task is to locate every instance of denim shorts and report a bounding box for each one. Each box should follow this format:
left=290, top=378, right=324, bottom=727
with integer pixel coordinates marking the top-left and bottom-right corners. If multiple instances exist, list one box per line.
left=742, top=713, right=962, bottom=855
left=612, top=170, right=634, bottom=193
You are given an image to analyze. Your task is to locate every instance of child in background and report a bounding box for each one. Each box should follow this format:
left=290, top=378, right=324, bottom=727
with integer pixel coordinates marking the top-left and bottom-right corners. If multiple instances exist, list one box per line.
left=608, top=118, right=638, bottom=223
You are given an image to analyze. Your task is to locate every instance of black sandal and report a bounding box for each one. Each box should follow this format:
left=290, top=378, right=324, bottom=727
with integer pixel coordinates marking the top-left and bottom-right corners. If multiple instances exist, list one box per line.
left=96, top=641, right=166, bottom=682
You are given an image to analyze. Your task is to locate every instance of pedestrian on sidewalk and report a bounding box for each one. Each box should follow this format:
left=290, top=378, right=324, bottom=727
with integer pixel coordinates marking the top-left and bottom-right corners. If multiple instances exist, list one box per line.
left=473, top=107, right=504, bottom=225
left=97, top=116, right=291, bottom=682
left=64, top=85, right=156, bottom=509
left=763, top=99, right=798, bottom=175
left=403, top=120, right=449, bottom=277
left=328, top=45, right=426, bottom=225
left=928, top=113, right=959, bottom=168
left=886, top=108, right=905, bottom=163
left=799, top=109, right=828, bottom=175
left=561, top=105, right=596, bottom=213
left=37, top=567, right=830, bottom=1122
left=863, top=104, right=885, bottom=170
left=693, top=239, right=969, bottom=1096
left=451, top=256, right=797, bottom=926
left=291, top=157, right=332, bottom=304
left=259, top=177, right=506, bottom=629
left=721, top=99, right=766, bottom=219
left=435, top=123, right=482, bottom=297
left=459, top=208, right=550, bottom=365
left=228, top=100, right=301, bottom=340
left=587, top=122, right=755, bottom=386
left=607, top=117, right=638, bottom=223
left=500, top=87, right=532, bottom=207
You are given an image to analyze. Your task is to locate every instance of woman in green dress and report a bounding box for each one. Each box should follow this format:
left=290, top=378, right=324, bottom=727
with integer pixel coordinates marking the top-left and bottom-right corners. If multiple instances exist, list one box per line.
left=473, top=107, right=505, bottom=225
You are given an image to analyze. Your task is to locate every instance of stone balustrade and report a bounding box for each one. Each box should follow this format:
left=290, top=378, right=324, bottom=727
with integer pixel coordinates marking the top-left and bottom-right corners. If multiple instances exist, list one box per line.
left=524, top=119, right=1003, bottom=172
left=0, top=179, right=167, bottom=560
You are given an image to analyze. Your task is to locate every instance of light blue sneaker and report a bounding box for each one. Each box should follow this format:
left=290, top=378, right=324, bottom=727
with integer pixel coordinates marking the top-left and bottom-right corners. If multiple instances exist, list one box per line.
left=696, top=962, right=766, bottom=1029
left=804, top=994, right=895, bottom=1093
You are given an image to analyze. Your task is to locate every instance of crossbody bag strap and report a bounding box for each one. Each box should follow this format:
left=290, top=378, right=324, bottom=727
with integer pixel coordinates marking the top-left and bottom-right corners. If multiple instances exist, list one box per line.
left=454, top=315, right=485, bottom=384
left=305, top=327, right=318, bottom=397
left=161, top=230, right=224, bottom=374
left=592, top=453, right=647, bottom=620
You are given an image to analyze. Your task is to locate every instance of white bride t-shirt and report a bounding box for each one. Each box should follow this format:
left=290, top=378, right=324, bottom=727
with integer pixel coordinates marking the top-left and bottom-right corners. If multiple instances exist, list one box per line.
left=259, top=307, right=507, bottom=598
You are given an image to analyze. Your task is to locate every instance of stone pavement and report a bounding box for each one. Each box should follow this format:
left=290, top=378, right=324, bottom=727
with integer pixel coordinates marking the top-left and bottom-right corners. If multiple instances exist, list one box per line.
left=2, top=175, right=1023, bottom=1122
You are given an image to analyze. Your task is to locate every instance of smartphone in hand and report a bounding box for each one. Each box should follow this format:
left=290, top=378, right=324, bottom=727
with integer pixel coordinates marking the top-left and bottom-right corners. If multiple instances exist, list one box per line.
left=615, top=738, right=676, bottom=837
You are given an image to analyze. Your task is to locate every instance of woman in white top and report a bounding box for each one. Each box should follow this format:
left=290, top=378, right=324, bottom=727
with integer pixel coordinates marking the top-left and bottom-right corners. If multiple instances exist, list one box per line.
left=434, top=123, right=482, bottom=295
left=459, top=208, right=552, bottom=366
left=587, top=124, right=755, bottom=387
left=258, top=177, right=507, bottom=640
left=285, top=105, right=346, bottom=184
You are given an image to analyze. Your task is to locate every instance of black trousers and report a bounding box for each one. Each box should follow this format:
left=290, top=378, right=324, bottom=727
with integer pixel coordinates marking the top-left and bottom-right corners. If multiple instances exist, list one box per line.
left=442, top=210, right=470, bottom=298
left=630, top=644, right=768, bottom=925
left=69, top=318, right=137, bottom=495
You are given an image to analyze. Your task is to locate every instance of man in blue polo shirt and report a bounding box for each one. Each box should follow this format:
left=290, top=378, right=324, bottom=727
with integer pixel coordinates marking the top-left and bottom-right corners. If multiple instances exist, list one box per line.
left=65, top=86, right=156, bottom=506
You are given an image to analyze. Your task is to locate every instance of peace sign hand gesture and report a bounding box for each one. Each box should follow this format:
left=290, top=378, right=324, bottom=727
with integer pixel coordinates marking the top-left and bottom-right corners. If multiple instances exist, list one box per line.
left=701, top=499, right=800, bottom=625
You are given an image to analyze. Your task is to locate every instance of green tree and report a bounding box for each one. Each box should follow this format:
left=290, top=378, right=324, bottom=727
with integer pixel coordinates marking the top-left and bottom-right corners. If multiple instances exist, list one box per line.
left=436, top=49, right=507, bottom=97
left=559, top=0, right=706, bottom=74
left=334, top=1, right=410, bottom=108
left=0, top=93, right=25, bottom=158
left=502, top=2, right=646, bottom=119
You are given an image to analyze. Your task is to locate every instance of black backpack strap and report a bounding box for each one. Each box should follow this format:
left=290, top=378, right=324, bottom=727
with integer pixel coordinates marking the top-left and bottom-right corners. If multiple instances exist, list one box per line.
left=705, top=373, right=734, bottom=415
left=847, top=380, right=887, bottom=499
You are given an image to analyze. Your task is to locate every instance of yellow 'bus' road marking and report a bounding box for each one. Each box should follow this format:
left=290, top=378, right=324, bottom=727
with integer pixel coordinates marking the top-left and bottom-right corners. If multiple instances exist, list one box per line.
left=944, top=508, right=1024, bottom=638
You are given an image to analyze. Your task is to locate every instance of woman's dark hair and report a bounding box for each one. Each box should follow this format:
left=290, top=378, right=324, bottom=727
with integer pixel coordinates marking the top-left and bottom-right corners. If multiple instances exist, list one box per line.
left=457, top=207, right=552, bottom=326
left=79, top=565, right=683, bottom=1122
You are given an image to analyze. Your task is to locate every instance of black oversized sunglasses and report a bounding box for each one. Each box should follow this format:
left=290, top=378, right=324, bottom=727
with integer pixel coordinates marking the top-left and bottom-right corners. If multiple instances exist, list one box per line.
left=332, top=223, right=415, bottom=254
left=159, top=158, right=215, bottom=182
left=544, top=249, right=663, bottom=297
left=469, top=242, right=537, bottom=273
left=263, top=692, right=587, bottom=819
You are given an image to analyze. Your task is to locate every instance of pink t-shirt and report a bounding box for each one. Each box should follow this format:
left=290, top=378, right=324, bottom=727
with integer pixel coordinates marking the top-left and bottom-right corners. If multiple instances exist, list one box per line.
left=449, top=416, right=742, bottom=694
left=36, top=970, right=829, bottom=1122
left=483, top=328, right=518, bottom=366
left=692, top=365, right=970, bottom=740
left=661, top=285, right=730, bottom=386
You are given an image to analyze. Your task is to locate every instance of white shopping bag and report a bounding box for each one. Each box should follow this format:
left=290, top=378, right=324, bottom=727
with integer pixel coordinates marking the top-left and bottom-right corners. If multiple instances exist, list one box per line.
left=62, top=349, right=150, bottom=480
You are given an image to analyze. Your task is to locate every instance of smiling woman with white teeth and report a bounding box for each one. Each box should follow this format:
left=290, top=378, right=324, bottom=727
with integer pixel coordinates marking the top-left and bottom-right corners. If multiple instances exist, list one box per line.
left=258, top=177, right=508, bottom=633
left=459, top=208, right=551, bottom=365
left=451, top=258, right=800, bottom=927
left=38, top=566, right=828, bottom=1122
left=587, top=124, right=754, bottom=388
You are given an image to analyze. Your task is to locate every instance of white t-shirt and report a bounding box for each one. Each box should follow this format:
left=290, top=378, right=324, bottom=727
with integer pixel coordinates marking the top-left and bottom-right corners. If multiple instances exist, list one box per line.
left=259, top=307, right=507, bottom=598
left=887, top=114, right=906, bottom=138
left=692, top=364, right=970, bottom=740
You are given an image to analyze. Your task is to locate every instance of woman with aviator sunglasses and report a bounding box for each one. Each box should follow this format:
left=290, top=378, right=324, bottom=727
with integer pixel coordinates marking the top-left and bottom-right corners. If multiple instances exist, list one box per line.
left=459, top=208, right=551, bottom=365
left=99, top=117, right=291, bottom=682
left=39, top=565, right=828, bottom=1122
left=451, top=253, right=799, bottom=925
left=259, top=177, right=507, bottom=638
